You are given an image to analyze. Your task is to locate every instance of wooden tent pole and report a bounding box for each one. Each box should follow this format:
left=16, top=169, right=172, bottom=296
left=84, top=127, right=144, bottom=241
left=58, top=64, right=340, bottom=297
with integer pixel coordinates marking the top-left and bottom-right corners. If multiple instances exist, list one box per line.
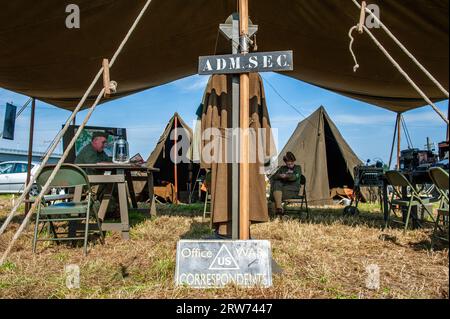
left=25, top=98, right=36, bottom=213
left=397, top=113, right=402, bottom=170
left=239, top=0, right=250, bottom=240
left=174, top=115, right=179, bottom=203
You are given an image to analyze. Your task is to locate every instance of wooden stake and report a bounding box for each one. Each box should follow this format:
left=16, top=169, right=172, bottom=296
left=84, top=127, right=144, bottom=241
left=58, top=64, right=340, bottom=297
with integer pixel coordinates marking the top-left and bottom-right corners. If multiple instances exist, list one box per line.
left=239, top=0, right=250, bottom=240
left=358, top=1, right=367, bottom=33
left=103, top=58, right=111, bottom=98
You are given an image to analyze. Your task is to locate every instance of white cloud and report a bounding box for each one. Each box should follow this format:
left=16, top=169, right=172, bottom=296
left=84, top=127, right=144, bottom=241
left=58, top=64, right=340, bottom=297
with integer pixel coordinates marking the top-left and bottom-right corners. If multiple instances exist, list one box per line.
left=174, top=75, right=209, bottom=92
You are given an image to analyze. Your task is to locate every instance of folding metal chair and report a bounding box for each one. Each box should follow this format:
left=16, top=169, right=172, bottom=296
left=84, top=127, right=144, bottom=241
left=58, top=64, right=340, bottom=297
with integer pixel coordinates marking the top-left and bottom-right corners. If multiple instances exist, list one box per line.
left=282, top=175, right=310, bottom=218
left=429, top=167, right=449, bottom=247
left=32, top=164, right=104, bottom=256
left=203, top=191, right=212, bottom=228
left=384, top=170, right=434, bottom=232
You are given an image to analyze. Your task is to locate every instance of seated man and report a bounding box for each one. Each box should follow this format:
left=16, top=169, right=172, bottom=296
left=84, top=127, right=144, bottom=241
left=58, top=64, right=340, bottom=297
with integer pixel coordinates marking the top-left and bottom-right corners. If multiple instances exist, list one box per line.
left=75, top=132, right=111, bottom=170
left=270, top=151, right=302, bottom=216
left=75, top=132, right=117, bottom=218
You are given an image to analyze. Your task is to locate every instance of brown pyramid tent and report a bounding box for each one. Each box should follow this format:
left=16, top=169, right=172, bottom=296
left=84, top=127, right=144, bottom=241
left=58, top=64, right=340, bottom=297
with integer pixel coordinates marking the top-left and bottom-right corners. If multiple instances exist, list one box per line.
left=276, top=106, right=362, bottom=206
left=137, top=113, right=200, bottom=203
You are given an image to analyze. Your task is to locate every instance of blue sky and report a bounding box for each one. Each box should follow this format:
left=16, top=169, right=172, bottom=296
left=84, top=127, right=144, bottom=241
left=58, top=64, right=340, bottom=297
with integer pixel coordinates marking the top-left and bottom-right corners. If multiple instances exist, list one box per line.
left=0, top=72, right=448, bottom=167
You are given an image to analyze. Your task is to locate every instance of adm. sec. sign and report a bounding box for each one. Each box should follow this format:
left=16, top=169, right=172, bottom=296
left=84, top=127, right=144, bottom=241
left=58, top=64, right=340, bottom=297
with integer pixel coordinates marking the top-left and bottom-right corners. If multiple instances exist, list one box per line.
left=198, top=50, right=293, bottom=75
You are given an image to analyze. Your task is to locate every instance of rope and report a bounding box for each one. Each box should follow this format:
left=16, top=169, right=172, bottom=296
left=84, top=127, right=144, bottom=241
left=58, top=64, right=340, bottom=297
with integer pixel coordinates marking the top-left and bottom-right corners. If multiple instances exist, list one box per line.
left=348, top=20, right=448, bottom=124
left=351, top=0, right=449, bottom=98
left=348, top=26, right=360, bottom=72
left=0, top=88, right=105, bottom=265
left=401, top=115, right=413, bottom=149
left=0, top=0, right=153, bottom=263
left=361, top=24, right=448, bottom=124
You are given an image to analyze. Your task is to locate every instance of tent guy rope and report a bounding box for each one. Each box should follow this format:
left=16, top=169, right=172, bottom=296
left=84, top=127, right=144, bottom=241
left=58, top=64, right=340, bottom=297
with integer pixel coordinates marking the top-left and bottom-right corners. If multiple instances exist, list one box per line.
left=348, top=23, right=448, bottom=124
left=0, top=0, right=154, bottom=265
left=351, top=0, right=449, bottom=98
left=360, top=24, right=448, bottom=124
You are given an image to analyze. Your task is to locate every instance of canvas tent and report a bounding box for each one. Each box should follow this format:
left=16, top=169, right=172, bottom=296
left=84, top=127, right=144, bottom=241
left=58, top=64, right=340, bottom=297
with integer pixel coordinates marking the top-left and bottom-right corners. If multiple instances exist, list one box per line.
left=0, top=0, right=448, bottom=113
left=276, top=106, right=363, bottom=206
left=0, top=1, right=448, bottom=261
left=137, top=113, right=200, bottom=203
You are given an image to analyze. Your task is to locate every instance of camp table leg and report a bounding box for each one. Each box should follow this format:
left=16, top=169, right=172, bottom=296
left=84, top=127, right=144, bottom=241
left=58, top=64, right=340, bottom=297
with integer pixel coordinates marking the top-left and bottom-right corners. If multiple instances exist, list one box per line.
left=125, top=170, right=138, bottom=209
left=147, top=172, right=157, bottom=217
left=97, top=184, right=114, bottom=221
left=117, top=169, right=130, bottom=240
left=382, top=179, right=389, bottom=224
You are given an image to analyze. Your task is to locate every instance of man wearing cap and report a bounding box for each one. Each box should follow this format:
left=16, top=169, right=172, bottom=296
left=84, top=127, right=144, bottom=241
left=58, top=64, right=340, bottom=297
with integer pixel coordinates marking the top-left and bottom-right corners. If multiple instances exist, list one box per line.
left=270, top=151, right=302, bottom=216
left=75, top=132, right=111, bottom=169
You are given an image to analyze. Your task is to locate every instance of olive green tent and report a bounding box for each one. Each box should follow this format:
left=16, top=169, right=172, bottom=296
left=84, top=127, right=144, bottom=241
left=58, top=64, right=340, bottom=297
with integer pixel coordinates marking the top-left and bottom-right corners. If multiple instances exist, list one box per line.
left=0, top=0, right=447, bottom=113
left=276, top=106, right=363, bottom=206
left=136, top=113, right=200, bottom=202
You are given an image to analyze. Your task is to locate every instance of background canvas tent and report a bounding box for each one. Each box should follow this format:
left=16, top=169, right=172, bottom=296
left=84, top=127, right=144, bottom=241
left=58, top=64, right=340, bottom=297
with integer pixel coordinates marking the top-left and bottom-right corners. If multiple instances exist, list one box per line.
left=136, top=113, right=200, bottom=203
left=0, top=0, right=448, bottom=114
left=276, top=106, right=363, bottom=206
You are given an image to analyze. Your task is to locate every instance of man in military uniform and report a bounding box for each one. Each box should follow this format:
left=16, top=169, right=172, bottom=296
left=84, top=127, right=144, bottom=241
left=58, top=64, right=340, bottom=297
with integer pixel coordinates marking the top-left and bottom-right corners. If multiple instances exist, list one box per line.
left=75, top=132, right=111, bottom=169
left=75, top=132, right=117, bottom=218
left=270, top=152, right=302, bottom=216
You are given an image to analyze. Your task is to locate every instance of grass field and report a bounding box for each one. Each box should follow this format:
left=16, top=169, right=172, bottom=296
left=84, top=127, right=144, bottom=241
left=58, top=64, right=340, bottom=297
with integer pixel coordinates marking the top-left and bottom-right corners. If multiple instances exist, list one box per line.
left=0, top=194, right=448, bottom=299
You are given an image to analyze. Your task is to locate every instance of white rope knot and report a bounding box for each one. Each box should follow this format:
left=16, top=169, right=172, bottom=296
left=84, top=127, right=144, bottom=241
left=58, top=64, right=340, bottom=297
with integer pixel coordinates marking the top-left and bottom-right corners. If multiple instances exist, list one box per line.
left=109, top=80, right=118, bottom=94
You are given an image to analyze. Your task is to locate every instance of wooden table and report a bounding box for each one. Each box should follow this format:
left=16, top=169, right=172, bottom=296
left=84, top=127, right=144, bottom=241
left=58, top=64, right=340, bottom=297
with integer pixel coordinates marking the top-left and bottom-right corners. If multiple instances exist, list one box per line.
left=77, top=163, right=159, bottom=239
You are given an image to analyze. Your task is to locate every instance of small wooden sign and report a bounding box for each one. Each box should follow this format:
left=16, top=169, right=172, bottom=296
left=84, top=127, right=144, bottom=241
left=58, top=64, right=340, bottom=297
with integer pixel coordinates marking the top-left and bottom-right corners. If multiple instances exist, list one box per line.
left=175, top=240, right=272, bottom=288
left=198, top=50, right=293, bottom=75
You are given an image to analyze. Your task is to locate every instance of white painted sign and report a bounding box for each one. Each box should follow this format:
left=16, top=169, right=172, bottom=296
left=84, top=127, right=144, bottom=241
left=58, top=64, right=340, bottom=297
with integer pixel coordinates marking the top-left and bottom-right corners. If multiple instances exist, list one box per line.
left=175, top=240, right=272, bottom=288
left=198, top=51, right=293, bottom=75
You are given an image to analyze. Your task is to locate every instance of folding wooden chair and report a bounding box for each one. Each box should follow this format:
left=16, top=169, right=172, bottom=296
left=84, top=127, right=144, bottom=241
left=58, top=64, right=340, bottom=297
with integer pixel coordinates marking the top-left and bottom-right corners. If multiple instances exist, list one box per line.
left=429, top=167, right=449, bottom=247
left=282, top=175, right=310, bottom=218
left=32, top=164, right=104, bottom=256
left=384, top=170, right=434, bottom=232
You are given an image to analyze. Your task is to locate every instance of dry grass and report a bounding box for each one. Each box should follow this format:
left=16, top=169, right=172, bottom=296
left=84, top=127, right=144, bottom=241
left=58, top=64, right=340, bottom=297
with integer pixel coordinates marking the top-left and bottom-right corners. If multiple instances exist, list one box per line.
left=0, top=195, right=448, bottom=299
